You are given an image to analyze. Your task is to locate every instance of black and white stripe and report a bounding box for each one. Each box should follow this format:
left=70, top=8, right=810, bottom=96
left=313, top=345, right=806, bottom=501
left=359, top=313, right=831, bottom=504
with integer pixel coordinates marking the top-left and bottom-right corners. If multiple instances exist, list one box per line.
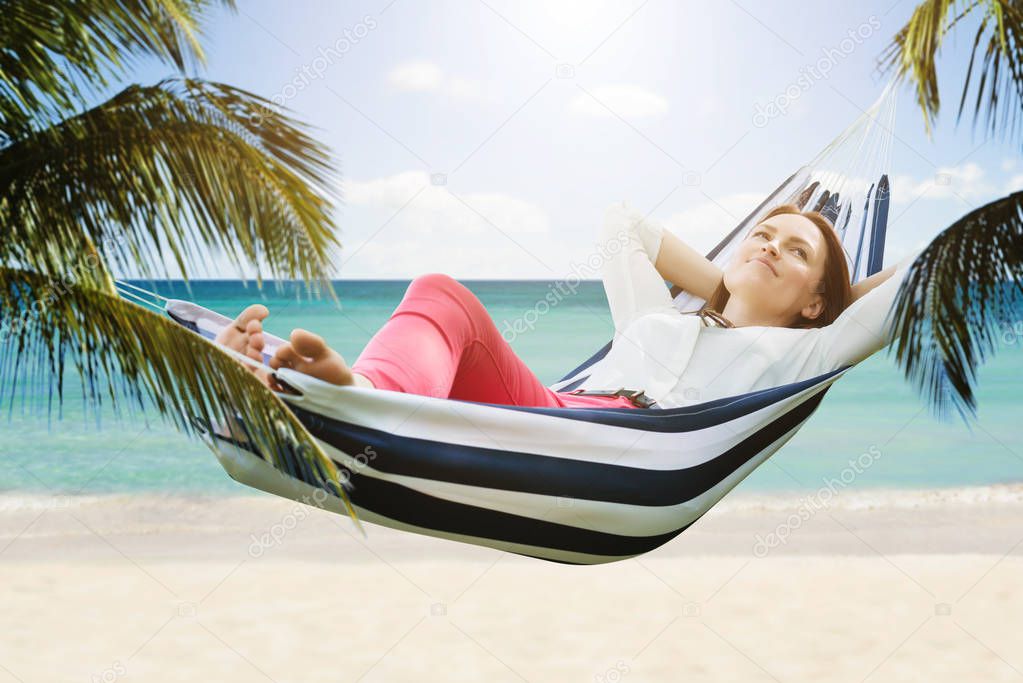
left=168, top=83, right=898, bottom=565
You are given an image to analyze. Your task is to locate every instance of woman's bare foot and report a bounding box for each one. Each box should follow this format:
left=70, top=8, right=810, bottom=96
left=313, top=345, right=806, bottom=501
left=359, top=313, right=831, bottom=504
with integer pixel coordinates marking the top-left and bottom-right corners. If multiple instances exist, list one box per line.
left=215, top=304, right=270, bottom=364
left=215, top=308, right=373, bottom=391
left=212, top=304, right=284, bottom=397
left=269, top=329, right=355, bottom=386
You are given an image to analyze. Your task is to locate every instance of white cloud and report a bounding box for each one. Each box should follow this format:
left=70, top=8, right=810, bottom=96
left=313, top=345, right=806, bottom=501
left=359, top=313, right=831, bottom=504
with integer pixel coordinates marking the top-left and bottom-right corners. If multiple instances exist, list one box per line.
left=344, top=170, right=549, bottom=233
left=891, top=162, right=996, bottom=204
left=339, top=171, right=552, bottom=277
left=570, top=84, right=669, bottom=119
left=343, top=170, right=425, bottom=206
left=385, top=60, right=486, bottom=102
left=662, top=192, right=766, bottom=255
left=892, top=161, right=1023, bottom=199
left=444, top=76, right=482, bottom=100
left=386, top=60, right=443, bottom=91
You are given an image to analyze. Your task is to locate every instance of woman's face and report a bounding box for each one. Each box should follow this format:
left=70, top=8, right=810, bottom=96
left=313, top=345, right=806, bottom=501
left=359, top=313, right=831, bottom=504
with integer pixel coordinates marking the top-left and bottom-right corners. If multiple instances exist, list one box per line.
left=723, top=213, right=828, bottom=325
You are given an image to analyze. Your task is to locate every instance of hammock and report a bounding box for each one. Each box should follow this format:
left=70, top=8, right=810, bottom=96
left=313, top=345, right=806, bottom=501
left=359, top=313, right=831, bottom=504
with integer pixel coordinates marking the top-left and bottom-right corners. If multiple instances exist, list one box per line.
left=124, top=82, right=901, bottom=566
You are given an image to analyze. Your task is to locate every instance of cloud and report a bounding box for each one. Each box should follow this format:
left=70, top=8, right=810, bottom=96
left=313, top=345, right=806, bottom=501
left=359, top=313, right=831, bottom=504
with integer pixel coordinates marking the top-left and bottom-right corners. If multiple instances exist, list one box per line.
left=344, top=170, right=549, bottom=233
left=891, top=162, right=997, bottom=204
left=662, top=192, right=767, bottom=254
left=385, top=60, right=486, bottom=102
left=1006, top=174, right=1023, bottom=194
left=570, top=84, right=669, bottom=119
left=386, top=60, right=443, bottom=91
left=338, top=171, right=553, bottom=277
left=343, top=170, right=427, bottom=206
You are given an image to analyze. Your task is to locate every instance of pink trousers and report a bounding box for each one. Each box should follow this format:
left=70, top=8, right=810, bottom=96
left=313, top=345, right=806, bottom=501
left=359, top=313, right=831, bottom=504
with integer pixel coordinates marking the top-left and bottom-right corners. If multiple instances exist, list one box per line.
left=350, top=273, right=639, bottom=410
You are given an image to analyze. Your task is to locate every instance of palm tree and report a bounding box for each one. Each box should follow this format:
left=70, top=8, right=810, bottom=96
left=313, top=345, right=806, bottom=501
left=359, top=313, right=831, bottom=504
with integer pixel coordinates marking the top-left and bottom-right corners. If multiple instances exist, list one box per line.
left=0, top=1, right=360, bottom=525
left=879, top=0, right=1023, bottom=422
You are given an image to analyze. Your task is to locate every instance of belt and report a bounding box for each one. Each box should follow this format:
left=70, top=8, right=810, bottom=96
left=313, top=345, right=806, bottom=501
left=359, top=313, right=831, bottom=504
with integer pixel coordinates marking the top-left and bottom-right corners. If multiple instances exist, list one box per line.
left=564, top=387, right=658, bottom=409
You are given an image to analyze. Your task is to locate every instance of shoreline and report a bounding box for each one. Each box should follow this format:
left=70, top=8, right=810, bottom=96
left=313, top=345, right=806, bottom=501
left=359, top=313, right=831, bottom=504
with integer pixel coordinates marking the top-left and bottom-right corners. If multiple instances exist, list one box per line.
left=3, top=482, right=1022, bottom=561
left=5, top=479, right=1023, bottom=512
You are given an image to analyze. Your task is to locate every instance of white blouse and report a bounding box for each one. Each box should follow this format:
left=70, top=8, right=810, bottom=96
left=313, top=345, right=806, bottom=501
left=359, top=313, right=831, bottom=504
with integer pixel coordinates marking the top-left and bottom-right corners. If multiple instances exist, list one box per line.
left=574, top=201, right=923, bottom=409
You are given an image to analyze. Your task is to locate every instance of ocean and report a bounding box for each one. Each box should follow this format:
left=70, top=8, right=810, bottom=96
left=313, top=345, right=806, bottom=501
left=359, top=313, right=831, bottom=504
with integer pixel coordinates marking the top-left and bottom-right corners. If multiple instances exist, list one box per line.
left=1, top=279, right=1021, bottom=497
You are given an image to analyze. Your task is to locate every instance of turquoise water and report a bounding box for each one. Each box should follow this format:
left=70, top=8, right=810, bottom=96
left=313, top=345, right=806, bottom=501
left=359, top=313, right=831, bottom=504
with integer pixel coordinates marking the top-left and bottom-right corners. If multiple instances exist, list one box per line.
left=1, top=279, right=1021, bottom=496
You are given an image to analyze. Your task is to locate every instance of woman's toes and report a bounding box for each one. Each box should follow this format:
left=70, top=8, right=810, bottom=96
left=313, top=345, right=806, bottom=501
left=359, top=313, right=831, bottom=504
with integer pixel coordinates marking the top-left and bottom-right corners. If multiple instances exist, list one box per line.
left=245, top=333, right=265, bottom=362
left=290, top=329, right=329, bottom=359
left=238, top=304, right=270, bottom=326
left=273, top=329, right=352, bottom=386
left=242, top=319, right=264, bottom=361
left=215, top=304, right=269, bottom=350
left=269, top=342, right=299, bottom=371
left=214, top=323, right=240, bottom=348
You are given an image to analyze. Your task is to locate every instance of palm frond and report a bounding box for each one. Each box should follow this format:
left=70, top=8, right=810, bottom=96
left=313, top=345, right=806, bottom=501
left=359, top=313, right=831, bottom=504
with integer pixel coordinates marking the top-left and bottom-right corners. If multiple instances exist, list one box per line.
left=888, top=191, right=1023, bottom=423
left=0, top=266, right=362, bottom=530
left=0, top=78, right=340, bottom=293
left=0, top=0, right=232, bottom=135
left=958, top=1, right=1023, bottom=142
left=879, top=0, right=1023, bottom=148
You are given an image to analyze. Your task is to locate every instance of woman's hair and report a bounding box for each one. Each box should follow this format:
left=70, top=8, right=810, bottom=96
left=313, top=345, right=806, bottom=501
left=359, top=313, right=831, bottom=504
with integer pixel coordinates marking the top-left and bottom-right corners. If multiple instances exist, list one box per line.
left=699, top=204, right=852, bottom=329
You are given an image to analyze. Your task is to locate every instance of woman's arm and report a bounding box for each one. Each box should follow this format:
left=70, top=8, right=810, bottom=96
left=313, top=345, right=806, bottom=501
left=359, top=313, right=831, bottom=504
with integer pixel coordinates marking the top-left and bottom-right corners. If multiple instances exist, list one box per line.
left=597, top=201, right=677, bottom=333
left=597, top=201, right=724, bottom=326
left=849, top=263, right=898, bottom=303
left=813, top=245, right=925, bottom=373
left=654, top=229, right=724, bottom=301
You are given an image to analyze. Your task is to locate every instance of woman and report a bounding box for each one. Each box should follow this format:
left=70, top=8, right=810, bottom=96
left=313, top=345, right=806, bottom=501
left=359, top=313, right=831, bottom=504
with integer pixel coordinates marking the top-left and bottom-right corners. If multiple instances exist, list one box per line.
left=216, top=201, right=920, bottom=410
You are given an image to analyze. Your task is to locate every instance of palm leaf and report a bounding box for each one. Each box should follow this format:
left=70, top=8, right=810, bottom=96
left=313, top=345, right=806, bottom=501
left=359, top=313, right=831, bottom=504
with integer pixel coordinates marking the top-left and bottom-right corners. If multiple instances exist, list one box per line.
left=879, top=0, right=1023, bottom=147
left=0, top=266, right=363, bottom=531
left=957, top=1, right=1023, bottom=142
left=888, top=191, right=1023, bottom=423
left=0, top=0, right=231, bottom=135
left=0, top=77, right=340, bottom=291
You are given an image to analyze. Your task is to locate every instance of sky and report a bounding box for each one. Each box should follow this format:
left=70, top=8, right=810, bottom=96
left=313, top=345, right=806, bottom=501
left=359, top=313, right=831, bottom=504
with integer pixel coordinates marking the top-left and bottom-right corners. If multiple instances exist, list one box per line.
left=118, top=0, right=1022, bottom=280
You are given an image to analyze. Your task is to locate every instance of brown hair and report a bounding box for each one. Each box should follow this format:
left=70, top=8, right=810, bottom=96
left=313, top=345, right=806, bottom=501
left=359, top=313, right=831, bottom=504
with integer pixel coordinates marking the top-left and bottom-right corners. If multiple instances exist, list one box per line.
left=698, top=204, right=852, bottom=329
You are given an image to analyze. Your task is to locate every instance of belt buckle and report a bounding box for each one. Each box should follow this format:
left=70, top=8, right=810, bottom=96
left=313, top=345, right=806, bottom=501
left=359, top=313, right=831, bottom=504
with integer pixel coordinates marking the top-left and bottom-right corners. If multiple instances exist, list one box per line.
left=634, top=395, right=656, bottom=409
left=564, top=387, right=656, bottom=408
left=615, top=388, right=655, bottom=409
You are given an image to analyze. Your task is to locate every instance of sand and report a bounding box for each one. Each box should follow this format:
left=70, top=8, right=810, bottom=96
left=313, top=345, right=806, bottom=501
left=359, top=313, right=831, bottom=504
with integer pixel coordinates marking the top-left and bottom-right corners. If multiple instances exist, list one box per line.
left=1, top=487, right=1022, bottom=682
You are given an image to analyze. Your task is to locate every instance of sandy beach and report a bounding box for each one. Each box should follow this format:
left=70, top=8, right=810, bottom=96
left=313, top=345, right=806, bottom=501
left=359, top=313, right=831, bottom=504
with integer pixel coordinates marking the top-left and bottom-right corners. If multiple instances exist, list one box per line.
left=1, top=486, right=1021, bottom=682
left=5, top=0, right=1023, bottom=681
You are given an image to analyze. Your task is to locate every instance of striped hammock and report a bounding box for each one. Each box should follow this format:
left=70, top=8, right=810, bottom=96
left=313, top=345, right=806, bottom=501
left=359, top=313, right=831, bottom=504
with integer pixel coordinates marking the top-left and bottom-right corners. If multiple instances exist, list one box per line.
left=140, top=83, right=901, bottom=565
